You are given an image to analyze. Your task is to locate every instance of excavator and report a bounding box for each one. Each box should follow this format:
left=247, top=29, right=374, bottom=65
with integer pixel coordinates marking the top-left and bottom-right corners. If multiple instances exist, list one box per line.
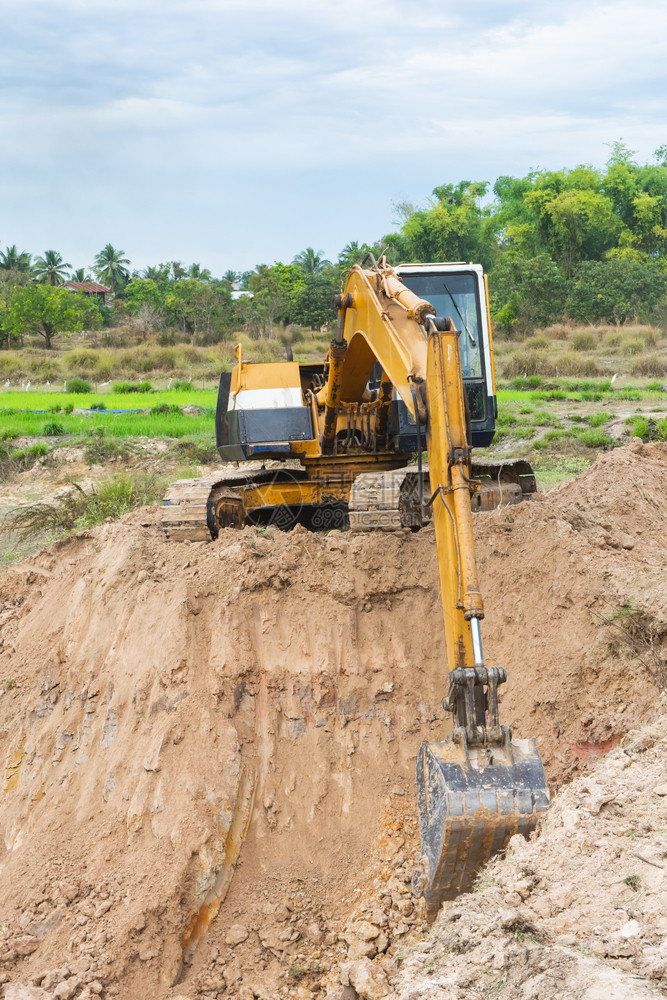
left=162, top=257, right=549, bottom=920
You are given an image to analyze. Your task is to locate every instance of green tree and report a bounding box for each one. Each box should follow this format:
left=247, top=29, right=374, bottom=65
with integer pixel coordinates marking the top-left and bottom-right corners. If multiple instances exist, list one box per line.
left=390, top=181, right=498, bottom=270
left=93, top=244, right=131, bottom=292
left=7, top=285, right=100, bottom=349
left=141, top=263, right=171, bottom=282
left=566, top=258, right=667, bottom=324
left=187, top=262, right=212, bottom=281
left=292, top=248, right=332, bottom=275
left=489, top=251, right=567, bottom=336
left=245, top=266, right=286, bottom=337
left=33, top=249, right=71, bottom=285
left=170, top=260, right=187, bottom=281
left=0, top=269, right=33, bottom=347
left=0, top=245, right=32, bottom=273
left=71, top=268, right=92, bottom=283
left=164, top=280, right=231, bottom=341
left=290, top=275, right=337, bottom=329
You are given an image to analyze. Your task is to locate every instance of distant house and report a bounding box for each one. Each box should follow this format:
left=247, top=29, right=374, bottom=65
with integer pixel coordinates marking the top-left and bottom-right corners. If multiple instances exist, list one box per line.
left=62, top=281, right=112, bottom=305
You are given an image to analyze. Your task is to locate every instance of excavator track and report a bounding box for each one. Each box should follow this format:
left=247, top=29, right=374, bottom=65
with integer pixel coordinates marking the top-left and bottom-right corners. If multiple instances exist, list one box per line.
left=160, top=462, right=306, bottom=541
left=349, top=459, right=536, bottom=530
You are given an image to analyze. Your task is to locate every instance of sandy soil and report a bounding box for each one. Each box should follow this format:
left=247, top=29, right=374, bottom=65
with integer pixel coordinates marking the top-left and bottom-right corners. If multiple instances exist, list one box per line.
left=0, top=441, right=665, bottom=999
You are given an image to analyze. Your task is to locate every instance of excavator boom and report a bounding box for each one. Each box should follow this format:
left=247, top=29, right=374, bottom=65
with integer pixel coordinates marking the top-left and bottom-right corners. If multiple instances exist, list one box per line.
left=330, top=264, right=548, bottom=917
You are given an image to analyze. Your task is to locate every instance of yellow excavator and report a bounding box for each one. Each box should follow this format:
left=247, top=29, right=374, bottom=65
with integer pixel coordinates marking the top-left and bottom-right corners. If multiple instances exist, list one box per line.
left=162, top=256, right=549, bottom=919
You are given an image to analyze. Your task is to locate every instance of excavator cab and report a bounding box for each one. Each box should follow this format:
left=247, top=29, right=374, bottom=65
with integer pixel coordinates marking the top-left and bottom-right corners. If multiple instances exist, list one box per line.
left=396, top=264, right=497, bottom=447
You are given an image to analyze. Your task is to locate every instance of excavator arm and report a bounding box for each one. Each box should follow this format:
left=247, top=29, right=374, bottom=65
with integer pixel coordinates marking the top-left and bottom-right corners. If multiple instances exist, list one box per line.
left=332, top=260, right=549, bottom=919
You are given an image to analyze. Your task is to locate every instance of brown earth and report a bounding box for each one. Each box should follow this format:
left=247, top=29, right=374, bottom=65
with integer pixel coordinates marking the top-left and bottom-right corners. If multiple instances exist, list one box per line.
left=0, top=441, right=665, bottom=999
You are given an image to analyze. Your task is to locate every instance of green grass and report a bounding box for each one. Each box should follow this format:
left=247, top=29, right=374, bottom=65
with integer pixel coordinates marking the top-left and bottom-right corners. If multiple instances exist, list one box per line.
left=625, top=414, right=667, bottom=442
left=585, top=412, right=615, bottom=427
left=0, top=442, right=49, bottom=476
left=0, top=408, right=214, bottom=440
left=4, top=471, right=170, bottom=541
left=0, top=387, right=216, bottom=411
left=0, top=388, right=217, bottom=442
left=531, top=454, right=592, bottom=490
left=573, top=427, right=612, bottom=448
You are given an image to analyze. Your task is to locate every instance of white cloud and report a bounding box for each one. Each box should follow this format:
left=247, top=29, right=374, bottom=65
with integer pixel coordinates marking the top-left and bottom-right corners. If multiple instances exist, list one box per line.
left=0, top=0, right=666, bottom=270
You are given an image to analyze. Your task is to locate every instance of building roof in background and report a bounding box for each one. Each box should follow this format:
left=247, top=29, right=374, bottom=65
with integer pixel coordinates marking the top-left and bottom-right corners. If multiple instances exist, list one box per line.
left=62, top=281, right=112, bottom=294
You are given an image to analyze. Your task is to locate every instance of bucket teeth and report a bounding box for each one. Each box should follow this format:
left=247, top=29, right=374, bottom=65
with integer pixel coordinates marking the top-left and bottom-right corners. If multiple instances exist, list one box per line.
left=415, top=737, right=549, bottom=922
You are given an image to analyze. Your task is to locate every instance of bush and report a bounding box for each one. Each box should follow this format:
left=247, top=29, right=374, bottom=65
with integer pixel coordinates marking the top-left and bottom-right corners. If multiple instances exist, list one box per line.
left=0, top=442, right=49, bottom=475
left=555, top=353, right=602, bottom=377
left=113, top=380, right=153, bottom=394
left=42, top=421, right=66, bottom=436
left=64, top=349, right=98, bottom=373
left=89, top=402, right=107, bottom=411
left=533, top=410, right=560, bottom=426
left=3, top=471, right=168, bottom=539
left=502, top=351, right=552, bottom=378
left=622, top=336, right=644, bottom=356
left=66, top=378, right=92, bottom=394
left=631, top=354, right=666, bottom=377
left=171, top=379, right=193, bottom=391
left=570, top=331, right=597, bottom=351
left=151, top=403, right=182, bottom=415
left=585, top=412, right=615, bottom=427
left=83, top=429, right=129, bottom=464
left=573, top=427, right=612, bottom=448
left=508, top=376, right=543, bottom=390
left=625, top=415, right=667, bottom=442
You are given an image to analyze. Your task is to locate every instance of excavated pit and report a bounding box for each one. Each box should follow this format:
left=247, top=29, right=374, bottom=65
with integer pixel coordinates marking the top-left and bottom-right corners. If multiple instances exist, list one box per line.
left=0, top=441, right=665, bottom=999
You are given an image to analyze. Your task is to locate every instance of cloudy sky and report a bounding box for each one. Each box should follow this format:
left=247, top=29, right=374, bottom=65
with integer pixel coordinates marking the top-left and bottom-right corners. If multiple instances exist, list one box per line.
left=2, top=0, right=666, bottom=276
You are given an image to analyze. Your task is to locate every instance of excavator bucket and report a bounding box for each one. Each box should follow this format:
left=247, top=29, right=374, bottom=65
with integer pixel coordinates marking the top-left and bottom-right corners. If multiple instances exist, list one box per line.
left=414, top=735, right=549, bottom=921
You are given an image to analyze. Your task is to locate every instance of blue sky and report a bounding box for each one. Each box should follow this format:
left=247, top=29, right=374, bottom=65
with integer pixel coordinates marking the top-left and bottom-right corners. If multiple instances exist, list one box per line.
left=1, top=0, right=666, bottom=276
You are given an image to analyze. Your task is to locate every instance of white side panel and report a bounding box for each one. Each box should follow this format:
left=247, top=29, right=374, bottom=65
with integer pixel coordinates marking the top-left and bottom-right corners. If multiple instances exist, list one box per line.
left=230, top=387, right=303, bottom=411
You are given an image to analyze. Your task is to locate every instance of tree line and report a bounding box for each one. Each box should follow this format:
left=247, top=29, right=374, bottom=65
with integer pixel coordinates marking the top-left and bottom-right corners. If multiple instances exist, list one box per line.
left=2, top=142, right=667, bottom=350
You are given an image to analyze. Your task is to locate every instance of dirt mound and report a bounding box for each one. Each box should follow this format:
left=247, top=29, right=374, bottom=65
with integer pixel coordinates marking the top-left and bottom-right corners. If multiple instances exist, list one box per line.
left=387, top=714, right=667, bottom=1000
left=0, top=442, right=665, bottom=999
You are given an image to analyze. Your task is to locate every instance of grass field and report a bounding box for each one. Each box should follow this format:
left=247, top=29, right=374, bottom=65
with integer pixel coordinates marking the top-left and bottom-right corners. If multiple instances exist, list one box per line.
left=1, top=380, right=665, bottom=450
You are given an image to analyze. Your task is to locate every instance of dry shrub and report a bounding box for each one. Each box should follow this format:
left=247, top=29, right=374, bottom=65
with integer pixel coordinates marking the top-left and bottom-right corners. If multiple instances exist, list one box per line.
left=523, top=335, right=551, bottom=351
left=604, top=331, right=622, bottom=348
left=65, top=348, right=98, bottom=373
left=622, top=335, right=645, bottom=357
left=0, top=354, right=27, bottom=379
left=502, top=351, right=554, bottom=378
left=555, top=352, right=602, bottom=377
left=641, top=327, right=660, bottom=348
left=538, top=322, right=573, bottom=341
left=570, top=330, right=597, bottom=351
left=631, top=354, right=666, bottom=377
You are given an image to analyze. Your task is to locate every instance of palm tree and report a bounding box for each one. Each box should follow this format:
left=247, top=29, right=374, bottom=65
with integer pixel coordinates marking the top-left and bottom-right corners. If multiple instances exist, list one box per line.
left=33, top=249, right=71, bottom=285
left=141, top=263, right=170, bottom=282
left=72, top=268, right=92, bottom=283
left=292, top=247, right=331, bottom=275
left=337, top=241, right=374, bottom=270
left=0, top=245, right=32, bottom=272
left=187, top=262, right=212, bottom=281
left=93, top=244, right=131, bottom=292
